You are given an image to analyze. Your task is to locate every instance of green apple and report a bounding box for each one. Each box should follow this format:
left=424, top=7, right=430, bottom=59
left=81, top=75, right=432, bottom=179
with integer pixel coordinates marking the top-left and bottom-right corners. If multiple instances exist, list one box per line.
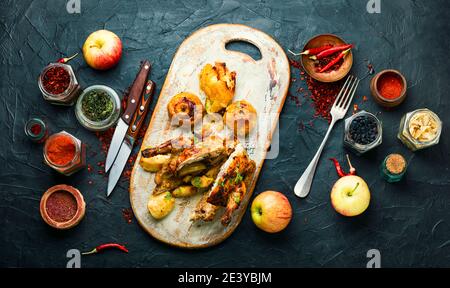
left=251, top=191, right=292, bottom=233
left=330, top=175, right=370, bottom=216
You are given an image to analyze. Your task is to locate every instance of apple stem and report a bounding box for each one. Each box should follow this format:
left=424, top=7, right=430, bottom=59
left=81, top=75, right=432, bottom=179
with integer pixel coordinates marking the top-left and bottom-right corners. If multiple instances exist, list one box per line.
left=348, top=182, right=360, bottom=196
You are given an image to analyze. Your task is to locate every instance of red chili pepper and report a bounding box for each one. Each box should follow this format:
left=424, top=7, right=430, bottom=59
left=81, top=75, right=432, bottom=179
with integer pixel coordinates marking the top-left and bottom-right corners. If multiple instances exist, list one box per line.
left=82, top=243, right=129, bottom=255
left=56, top=53, right=79, bottom=64
left=288, top=44, right=333, bottom=56
left=330, top=155, right=356, bottom=177
left=330, top=158, right=346, bottom=177
left=319, top=48, right=351, bottom=73
left=310, top=44, right=353, bottom=60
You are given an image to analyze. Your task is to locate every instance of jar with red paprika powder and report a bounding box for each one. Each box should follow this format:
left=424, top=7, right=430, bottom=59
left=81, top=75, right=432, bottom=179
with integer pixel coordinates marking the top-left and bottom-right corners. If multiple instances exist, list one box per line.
left=43, top=131, right=86, bottom=176
left=38, top=63, right=81, bottom=106
left=370, top=69, right=407, bottom=108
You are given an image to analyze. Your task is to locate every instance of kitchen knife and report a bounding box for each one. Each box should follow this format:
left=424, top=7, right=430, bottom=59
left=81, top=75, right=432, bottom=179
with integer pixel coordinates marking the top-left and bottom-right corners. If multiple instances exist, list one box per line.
left=107, top=80, right=155, bottom=197
left=105, top=60, right=151, bottom=173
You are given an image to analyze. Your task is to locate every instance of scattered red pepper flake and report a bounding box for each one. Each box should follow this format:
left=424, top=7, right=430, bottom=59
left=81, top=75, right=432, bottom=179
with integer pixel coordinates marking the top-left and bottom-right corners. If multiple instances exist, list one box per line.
left=363, top=95, right=368, bottom=102
left=122, top=208, right=134, bottom=224
left=95, top=127, right=115, bottom=156
left=307, top=76, right=343, bottom=123
left=353, top=104, right=359, bottom=114
left=367, top=62, right=375, bottom=75
left=297, top=121, right=305, bottom=132
left=289, top=57, right=346, bottom=127
left=42, top=66, right=71, bottom=95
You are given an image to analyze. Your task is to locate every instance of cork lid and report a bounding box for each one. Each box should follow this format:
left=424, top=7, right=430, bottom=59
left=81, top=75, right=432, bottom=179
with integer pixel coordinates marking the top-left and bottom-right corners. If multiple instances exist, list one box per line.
left=386, top=154, right=406, bottom=174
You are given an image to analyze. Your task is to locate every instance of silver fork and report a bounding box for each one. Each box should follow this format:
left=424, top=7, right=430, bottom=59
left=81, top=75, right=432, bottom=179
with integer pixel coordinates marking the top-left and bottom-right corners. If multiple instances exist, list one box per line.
left=294, top=75, right=360, bottom=198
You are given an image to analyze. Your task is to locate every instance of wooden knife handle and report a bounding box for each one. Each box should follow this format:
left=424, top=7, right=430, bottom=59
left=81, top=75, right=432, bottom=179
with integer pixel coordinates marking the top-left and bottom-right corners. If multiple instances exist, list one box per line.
left=122, top=60, right=151, bottom=124
left=127, top=80, right=155, bottom=140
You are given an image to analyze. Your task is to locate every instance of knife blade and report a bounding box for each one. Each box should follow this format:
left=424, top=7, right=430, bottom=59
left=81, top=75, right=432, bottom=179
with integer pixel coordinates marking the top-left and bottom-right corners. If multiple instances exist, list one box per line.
left=107, top=80, right=156, bottom=197
left=105, top=60, right=151, bottom=173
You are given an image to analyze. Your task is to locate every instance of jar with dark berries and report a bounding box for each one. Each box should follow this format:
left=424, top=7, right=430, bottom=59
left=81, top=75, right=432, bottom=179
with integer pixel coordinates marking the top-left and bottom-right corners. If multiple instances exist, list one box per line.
left=344, top=110, right=382, bottom=155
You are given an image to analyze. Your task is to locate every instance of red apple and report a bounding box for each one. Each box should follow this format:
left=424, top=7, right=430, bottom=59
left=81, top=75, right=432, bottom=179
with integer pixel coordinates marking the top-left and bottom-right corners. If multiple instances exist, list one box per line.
left=251, top=191, right=292, bottom=233
left=82, top=30, right=122, bottom=70
left=330, top=175, right=370, bottom=217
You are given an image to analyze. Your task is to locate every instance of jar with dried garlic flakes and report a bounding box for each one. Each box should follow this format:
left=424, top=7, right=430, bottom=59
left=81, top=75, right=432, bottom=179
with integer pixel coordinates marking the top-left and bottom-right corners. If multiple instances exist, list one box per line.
left=398, top=108, right=442, bottom=151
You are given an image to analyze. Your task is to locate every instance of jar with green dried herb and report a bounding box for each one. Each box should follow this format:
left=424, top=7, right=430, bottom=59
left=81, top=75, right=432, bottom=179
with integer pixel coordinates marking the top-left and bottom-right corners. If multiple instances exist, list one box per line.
left=75, top=85, right=121, bottom=131
left=82, top=90, right=114, bottom=121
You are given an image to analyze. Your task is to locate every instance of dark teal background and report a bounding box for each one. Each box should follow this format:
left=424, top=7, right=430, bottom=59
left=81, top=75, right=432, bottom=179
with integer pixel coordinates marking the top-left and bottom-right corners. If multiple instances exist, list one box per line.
left=0, top=0, right=449, bottom=267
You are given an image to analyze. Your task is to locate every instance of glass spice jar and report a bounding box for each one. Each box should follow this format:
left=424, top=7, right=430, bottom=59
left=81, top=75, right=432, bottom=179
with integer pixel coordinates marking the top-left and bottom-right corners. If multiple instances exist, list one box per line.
left=38, top=63, right=81, bottom=106
left=380, top=153, right=407, bottom=183
left=344, top=110, right=383, bottom=155
left=25, top=118, right=48, bottom=143
left=75, top=85, right=121, bottom=131
left=397, top=108, right=442, bottom=151
left=43, top=131, right=86, bottom=176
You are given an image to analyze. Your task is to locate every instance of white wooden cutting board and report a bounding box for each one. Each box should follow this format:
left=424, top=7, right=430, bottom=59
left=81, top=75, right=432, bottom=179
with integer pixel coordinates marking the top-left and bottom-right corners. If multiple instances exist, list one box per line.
left=130, top=24, right=290, bottom=248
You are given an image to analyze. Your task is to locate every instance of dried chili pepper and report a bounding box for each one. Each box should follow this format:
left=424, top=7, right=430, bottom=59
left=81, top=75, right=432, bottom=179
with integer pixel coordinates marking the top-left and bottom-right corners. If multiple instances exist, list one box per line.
left=310, top=44, right=353, bottom=60
left=288, top=44, right=333, bottom=56
left=330, top=158, right=346, bottom=177
left=82, top=243, right=129, bottom=255
left=42, top=66, right=71, bottom=94
left=319, top=48, right=351, bottom=73
left=315, top=54, right=344, bottom=72
left=56, top=53, right=79, bottom=64
left=330, top=154, right=356, bottom=177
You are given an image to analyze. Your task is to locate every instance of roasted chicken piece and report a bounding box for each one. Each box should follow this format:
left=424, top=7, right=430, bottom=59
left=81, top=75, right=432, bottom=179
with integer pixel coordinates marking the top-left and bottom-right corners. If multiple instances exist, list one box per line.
left=207, top=144, right=255, bottom=207
left=190, top=144, right=255, bottom=226
left=141, top=136, right=193, bottom=158
left=141, top=136, right=234, bottom=195
left=191, top=192, right=220, bottom=222
left=167, top=92, right=204, bottom=126
left=153, top=164, right=183, bottom=195
left=199, top=62, right=236, bottom=113
left=221, top=182, right=246, bottom=225
left=170, top=136, right=229, bottom=174
left=141, top=135, right=254, bottom=225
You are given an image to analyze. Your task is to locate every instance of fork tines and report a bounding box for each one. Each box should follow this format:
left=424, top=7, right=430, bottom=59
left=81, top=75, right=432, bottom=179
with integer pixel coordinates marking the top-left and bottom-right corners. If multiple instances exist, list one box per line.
left=332, top=75, right=360, bottom=111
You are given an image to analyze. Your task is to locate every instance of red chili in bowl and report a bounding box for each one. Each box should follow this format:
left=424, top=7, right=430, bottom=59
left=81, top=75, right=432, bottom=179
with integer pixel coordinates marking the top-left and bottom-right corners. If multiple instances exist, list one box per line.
left=42, top=66, right=71, bottom=95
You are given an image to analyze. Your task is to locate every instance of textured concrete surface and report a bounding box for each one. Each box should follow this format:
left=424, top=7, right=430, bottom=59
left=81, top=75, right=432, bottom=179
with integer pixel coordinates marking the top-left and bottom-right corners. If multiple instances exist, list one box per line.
left=0, top=0, right=449, bottom=267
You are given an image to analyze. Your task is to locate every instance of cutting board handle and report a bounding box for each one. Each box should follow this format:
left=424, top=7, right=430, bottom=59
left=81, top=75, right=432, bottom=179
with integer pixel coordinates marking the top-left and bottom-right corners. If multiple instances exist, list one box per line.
left=220, top=31, right=269, bottom=62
